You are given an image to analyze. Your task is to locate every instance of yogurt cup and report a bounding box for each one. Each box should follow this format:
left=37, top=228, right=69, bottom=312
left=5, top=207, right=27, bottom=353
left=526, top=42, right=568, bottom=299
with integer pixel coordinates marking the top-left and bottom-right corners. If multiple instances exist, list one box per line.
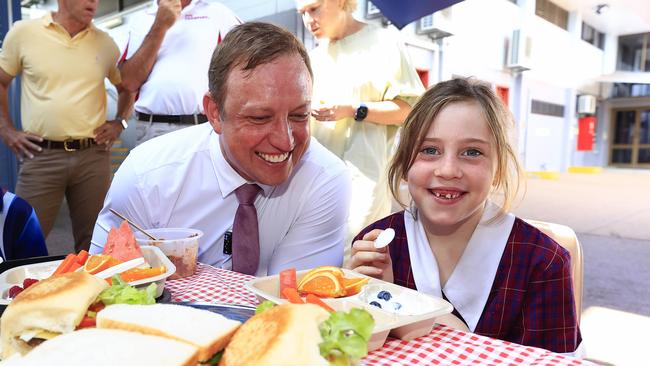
left=135, top=228, right=203, bottom=279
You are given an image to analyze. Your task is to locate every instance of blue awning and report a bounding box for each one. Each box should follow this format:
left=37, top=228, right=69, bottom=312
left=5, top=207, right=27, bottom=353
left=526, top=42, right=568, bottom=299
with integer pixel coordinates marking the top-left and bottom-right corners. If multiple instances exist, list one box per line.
left=369, top=0, right=464, bottom=29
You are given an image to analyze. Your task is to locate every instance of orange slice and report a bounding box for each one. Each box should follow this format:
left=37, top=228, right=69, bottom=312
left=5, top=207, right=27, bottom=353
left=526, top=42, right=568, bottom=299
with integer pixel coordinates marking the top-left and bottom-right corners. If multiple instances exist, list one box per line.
left=343, top=277, right=369, bottom=296
left=297, top=272, right=346, bottom=298
left=83, top=255, right=121, bottom=275
left=297, top=266, right=344, bottom=289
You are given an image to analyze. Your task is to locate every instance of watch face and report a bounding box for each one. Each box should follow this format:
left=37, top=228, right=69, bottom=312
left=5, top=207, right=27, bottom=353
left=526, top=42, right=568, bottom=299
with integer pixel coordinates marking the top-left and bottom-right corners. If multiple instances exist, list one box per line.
left=120, top=119, right=129, bottom=129
left=355, top=105, right=368, bottom=121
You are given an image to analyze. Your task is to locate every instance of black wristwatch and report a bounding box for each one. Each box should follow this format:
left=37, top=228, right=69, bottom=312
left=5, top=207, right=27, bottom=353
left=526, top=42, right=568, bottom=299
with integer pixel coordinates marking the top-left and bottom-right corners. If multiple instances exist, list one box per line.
left=354, top=104, right=368, bottom=122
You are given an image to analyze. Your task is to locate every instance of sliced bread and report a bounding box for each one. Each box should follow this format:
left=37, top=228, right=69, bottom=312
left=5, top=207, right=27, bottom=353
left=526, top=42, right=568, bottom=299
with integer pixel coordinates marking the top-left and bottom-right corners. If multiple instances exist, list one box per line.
left=97, top=303, right=241, bottom=362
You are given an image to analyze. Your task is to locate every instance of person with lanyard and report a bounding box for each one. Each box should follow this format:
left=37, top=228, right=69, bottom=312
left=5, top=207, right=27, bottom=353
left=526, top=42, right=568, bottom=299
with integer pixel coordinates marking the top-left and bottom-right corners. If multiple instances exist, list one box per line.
left=1, top=188, right=48, bottom=261
left=0, top=0, right=134, bottom=253
left=297, top=0, right=425, bottom=253
left=119, top=0, right=242, bottom=145
left=347, top=78, right=581, bottom=353
left=91, top=22, right=352, bottom=276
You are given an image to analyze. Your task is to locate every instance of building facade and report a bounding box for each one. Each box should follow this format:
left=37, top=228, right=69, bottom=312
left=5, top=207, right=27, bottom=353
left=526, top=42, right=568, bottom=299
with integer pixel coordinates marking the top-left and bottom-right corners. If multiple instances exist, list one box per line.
left=2, top=0, right=650, bottom=190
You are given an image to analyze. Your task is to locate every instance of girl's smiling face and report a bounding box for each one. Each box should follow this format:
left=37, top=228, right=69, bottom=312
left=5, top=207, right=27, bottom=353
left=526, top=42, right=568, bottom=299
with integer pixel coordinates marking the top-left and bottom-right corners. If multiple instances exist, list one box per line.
left=407, top=100, right=497, bottom=235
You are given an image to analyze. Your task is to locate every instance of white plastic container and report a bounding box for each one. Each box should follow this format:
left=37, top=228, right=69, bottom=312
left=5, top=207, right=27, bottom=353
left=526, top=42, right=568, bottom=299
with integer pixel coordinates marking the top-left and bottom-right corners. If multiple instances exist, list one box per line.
left=245, top=268, right=453, bottom=351
left=0, top=246, right=175, bottom=302
left=135, top=228, right=202, bottom=280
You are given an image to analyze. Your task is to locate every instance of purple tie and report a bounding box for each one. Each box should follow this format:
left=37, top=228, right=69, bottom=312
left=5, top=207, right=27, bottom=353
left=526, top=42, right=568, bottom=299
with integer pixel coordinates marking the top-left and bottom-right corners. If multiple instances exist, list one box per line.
left=232, top=184, right=262, bottom=275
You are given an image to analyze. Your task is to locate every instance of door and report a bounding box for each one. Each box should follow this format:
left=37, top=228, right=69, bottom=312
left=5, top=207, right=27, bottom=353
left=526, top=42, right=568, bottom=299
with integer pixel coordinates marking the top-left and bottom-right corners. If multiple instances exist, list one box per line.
left=610, top=108, right=650, bottom=168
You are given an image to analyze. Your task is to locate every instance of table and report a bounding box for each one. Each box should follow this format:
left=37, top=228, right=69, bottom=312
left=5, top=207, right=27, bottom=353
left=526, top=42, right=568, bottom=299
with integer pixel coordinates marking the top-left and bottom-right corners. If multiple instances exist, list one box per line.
left=167, top=263, right=595, bottom=366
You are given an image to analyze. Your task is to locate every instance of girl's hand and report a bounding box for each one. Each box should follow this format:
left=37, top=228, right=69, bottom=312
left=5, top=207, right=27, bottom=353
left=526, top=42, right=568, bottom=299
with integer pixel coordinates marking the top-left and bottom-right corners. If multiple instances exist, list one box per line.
left=345, top=229, right=394, bottom=282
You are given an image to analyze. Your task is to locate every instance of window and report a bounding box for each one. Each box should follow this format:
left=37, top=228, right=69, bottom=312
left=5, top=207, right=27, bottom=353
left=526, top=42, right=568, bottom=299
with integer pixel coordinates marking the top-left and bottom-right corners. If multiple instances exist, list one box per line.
left=612, top=83, right=650, bottom=98
left=582, top=22, right=605, bottom=50
left=95, top=0, right=149, bottom=18
left=535, top=0, right=568, bottom=30
left=618, top=33, right=649, bottom=72
left=531, top=100, right=564, bottom=117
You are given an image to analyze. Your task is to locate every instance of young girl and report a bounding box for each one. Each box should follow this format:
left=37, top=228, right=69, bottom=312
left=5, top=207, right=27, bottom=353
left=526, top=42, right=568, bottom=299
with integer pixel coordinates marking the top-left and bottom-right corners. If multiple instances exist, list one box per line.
left=346, top=78, right=581, bottom=353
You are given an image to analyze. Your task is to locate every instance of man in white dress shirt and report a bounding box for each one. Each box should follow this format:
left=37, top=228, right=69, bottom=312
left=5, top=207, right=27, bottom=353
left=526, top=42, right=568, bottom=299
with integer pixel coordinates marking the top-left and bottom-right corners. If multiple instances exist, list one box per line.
left=91, top=22, right=352, bottom=276
left=119, top=0, right=241, bottom=145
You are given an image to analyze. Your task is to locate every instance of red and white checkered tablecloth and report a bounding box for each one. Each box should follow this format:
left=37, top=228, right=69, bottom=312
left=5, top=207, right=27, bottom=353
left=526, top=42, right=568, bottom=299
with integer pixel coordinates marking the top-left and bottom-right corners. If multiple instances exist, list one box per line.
left=166, top=263, right=595, bottom=366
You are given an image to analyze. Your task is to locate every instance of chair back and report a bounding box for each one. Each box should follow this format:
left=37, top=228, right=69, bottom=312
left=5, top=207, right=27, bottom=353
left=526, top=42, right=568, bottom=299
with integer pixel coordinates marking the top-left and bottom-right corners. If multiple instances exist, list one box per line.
left=525, top=219, right=583, bottom=322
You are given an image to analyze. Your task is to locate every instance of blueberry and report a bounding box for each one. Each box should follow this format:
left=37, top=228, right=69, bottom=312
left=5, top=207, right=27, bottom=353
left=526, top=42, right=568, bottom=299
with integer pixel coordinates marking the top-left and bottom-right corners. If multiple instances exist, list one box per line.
left=369, top=301, right=382, bottom=308
left=377, top=290, right=392, bottom=301
left=392, top=302, right=402, bottom=311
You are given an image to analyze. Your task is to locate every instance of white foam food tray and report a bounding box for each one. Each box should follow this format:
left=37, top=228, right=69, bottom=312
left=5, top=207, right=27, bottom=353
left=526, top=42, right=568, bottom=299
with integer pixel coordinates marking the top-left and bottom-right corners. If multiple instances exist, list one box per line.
left=0, top=246, right=175, bottom=304
left=245, top=268, right=453, bottom=351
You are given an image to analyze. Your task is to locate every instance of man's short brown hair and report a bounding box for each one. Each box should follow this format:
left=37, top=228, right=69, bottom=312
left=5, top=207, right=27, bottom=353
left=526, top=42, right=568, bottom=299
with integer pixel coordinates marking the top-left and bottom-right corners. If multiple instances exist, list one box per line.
left=208, top=22, right=313, bottom=116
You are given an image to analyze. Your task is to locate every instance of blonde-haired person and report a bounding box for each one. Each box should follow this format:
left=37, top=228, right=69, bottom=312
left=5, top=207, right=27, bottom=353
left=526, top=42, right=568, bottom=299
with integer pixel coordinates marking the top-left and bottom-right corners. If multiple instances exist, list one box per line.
left=297, top=0, right=425, bottom=252
left=346, top=78, right=581, bottom=353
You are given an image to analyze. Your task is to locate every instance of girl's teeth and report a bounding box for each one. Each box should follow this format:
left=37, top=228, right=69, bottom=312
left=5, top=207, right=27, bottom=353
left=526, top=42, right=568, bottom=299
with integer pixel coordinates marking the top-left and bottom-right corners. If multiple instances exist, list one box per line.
left=433, top=191, right=461, bottom=199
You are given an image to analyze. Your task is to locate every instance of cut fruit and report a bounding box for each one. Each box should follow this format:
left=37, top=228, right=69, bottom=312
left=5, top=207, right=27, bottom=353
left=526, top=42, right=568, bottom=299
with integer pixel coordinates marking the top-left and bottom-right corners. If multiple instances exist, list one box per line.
left=343, top=277, right=370, bottom=296
left=103, top=220, right=143, bottom=262
left=297, top=266, right=344, bottom=289
left=84, top=255, right=120, bottom=275
left=297, top=272, right=346, bottom=298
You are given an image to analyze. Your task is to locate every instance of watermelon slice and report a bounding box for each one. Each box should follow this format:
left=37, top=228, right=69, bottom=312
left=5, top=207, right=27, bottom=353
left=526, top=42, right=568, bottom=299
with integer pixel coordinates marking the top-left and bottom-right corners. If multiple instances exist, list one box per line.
left=103, top=220, right=143, bottom=262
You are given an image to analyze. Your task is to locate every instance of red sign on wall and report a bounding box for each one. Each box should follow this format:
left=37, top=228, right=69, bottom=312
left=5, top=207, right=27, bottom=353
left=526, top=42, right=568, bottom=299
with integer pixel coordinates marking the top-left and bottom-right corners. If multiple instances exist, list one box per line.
left=577, top=116, right=597, bottom=151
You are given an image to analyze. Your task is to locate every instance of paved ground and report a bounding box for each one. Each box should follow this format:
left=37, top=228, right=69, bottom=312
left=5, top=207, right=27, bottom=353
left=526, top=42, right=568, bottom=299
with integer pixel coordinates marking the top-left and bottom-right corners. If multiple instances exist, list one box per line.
left=510, top=169, right=650, bottom=366
left=511, top=169, right=650, bottom=317
left=46, top=168, right=650, bottom=365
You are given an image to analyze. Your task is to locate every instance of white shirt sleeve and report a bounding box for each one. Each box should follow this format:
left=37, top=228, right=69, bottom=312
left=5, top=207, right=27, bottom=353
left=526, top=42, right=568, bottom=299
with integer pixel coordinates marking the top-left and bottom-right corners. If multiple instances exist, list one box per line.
left=266, top=165, right=352, bottom=274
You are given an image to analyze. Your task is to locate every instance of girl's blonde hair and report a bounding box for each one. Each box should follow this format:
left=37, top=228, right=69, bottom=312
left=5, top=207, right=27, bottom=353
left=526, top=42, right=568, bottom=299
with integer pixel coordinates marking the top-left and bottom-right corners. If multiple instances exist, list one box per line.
left=389, top=77, right=523, bottom=214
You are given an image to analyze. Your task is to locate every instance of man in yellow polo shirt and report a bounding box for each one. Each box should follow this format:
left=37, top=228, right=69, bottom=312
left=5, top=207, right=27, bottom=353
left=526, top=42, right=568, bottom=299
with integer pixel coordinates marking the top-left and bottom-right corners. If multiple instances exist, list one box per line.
left=0, top=0, right=134, bottom=252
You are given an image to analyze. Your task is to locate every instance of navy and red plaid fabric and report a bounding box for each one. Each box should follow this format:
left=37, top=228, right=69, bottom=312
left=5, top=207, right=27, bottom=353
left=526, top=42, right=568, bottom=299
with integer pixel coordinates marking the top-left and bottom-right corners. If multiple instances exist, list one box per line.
left=353, top=211, right=582, bottom=353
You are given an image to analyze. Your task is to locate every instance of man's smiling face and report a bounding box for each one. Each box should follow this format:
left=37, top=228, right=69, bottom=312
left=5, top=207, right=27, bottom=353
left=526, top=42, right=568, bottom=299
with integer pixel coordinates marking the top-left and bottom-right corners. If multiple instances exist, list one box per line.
left=205, top=54, right=312, bottom=186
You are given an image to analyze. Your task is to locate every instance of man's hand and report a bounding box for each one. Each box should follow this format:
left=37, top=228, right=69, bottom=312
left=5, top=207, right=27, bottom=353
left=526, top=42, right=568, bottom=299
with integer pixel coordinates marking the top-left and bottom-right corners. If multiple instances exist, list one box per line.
left=93, top=120, right=123, bottom=150
left=345, top=229, right=394, bottom=282
left=155, top=0, right=182, bottom=30
left=0, top=127, right=43, bottom=161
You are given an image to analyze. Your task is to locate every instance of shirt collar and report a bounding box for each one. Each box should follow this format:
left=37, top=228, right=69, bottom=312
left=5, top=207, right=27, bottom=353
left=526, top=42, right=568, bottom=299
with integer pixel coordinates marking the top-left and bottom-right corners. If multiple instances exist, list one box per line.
left=405, top=201, right=514, bottom=332
left=208, top=131, right=272, bottom=199
left=42, top=11, right=96, bottom=34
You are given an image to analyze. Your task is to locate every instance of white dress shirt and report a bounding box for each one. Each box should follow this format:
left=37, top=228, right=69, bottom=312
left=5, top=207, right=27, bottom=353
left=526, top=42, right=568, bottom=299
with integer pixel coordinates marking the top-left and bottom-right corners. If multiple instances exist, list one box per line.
left=91, top=123, right=351, bottom=276
left=403, top=202, right=515, bottom=331
left=122, top=0, right=241, bottom=115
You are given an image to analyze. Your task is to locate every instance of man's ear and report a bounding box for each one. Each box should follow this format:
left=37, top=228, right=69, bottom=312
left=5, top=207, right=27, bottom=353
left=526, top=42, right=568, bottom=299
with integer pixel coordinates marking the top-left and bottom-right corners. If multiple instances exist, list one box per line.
left=203, top=92, right=223, bottom=134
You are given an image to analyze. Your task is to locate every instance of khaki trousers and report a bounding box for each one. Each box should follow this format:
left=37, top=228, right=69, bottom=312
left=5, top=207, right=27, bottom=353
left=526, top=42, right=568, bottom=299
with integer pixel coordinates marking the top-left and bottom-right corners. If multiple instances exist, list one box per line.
left=15, top=145, right=111, bottom=252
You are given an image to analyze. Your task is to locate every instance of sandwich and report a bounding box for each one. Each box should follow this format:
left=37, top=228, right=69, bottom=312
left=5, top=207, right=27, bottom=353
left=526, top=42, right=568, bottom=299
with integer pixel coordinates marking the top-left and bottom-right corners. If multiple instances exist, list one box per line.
left=97, top=303, right=241, bottom=364
left=0, top=272, right=108, bottom=358
left=0, top=328, right=198, bottom=366
left=0, top=272, right=158, bottom=360
left=219, top=303, right=375, bottom=366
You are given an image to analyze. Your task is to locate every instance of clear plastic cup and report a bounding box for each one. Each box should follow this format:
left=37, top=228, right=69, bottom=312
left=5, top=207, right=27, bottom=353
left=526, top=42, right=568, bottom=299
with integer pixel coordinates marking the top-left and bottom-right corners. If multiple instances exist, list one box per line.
left=135, top=228, right=203, bottom=280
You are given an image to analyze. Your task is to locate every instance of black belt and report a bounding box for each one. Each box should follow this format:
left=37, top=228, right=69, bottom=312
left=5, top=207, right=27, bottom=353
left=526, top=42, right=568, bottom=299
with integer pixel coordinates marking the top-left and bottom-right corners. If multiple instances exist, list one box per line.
left=137, top=112, right=208, bottom=124
left=37, top=138, right=96, bottom=151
